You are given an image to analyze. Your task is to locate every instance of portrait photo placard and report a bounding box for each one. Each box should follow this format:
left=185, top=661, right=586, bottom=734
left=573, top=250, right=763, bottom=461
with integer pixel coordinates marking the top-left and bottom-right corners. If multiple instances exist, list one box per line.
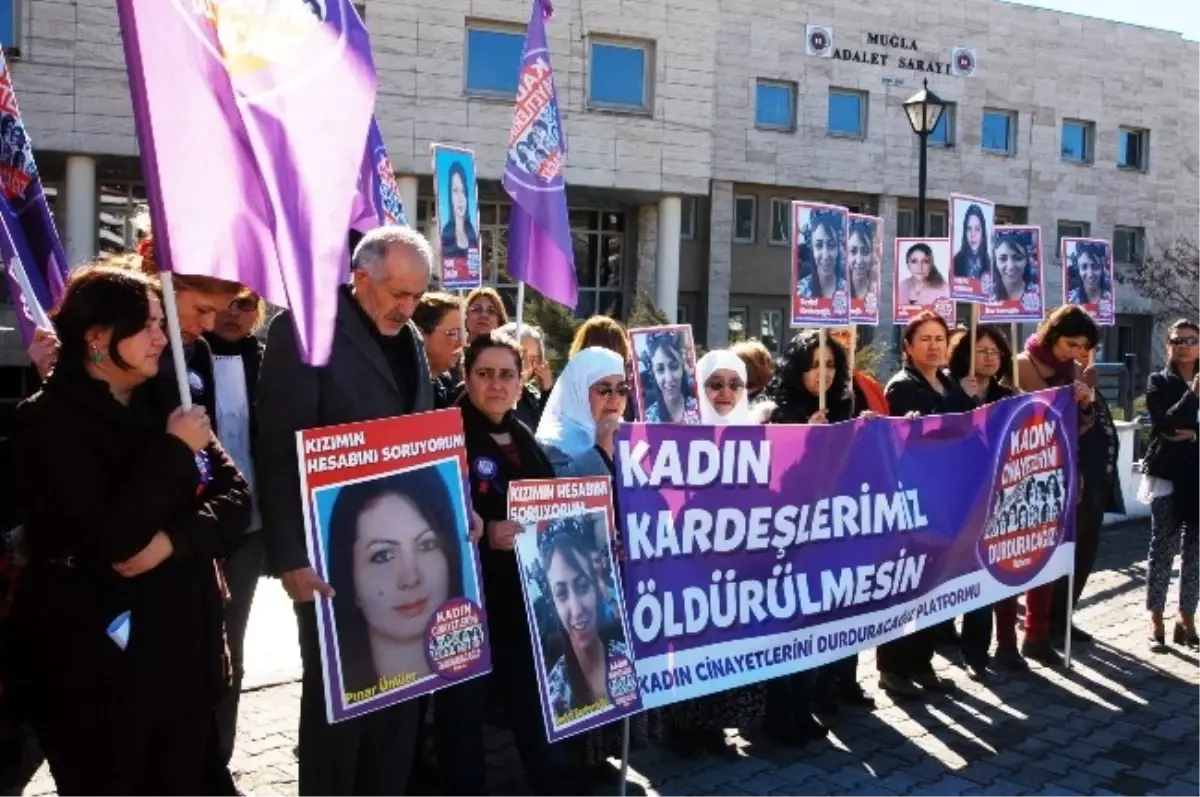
left=948, top=193, right=996, bottom=303
left=432, top=144, right=482, bottom=291
left=1061, top=237, right=1115, bottom=326
left=893, top=238, right=955, bottom=325
left=791, top=201, right=851, bottom=328
left=980, top=225, right=1045, bottom=322
left=847, top=213, right=883, bottom=325
left=297, top=409, right=490, bottom=723
left=628, top=324, right=701, bottom=424
left=509, top=477, right=642, bottom=742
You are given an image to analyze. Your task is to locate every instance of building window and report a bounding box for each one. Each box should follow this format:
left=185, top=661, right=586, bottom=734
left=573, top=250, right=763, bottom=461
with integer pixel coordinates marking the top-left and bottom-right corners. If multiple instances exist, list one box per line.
left=1056, top=220, right=1091, bottom=256
left=0, top=0, right=18, bottom=51
left=677, top=304, right=689, bottom=324
left=755, top=80, right=796, bottom=131
left=768, top=198, right=791, bottom=246
left=928, top=103, right=954, bottom=146
left=760, top=309, right=783, bottom=354
left=733, top=195, right=756, bottom=244
left=728, top=307, right=748, bottom=343
left=1061, top=119, right=1094, bottom=164
left=827, top=89, right=866, bottom=138
left=897, top=209, right=947, bottom=238
left=464, top=24, right=524, bottom=97
left=1118, top=127, right=1148, bottom=171
left=897, top=209, right=914, bottom=238
left=98, top=183, right=148, bottom=253
left=927, top=211, right=947, bottom=238
left=588, top=38, right=653, bottom=112
left=982, top=109, right=1016, bottom=154
left=680, top=197, right=696, bottom=240
left=1113, top=225, right=1145, bottom=265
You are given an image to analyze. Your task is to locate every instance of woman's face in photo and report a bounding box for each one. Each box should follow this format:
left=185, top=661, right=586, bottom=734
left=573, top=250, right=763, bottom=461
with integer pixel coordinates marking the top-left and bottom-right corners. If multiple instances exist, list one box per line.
left=546, top=548, right=598, bottom=651
left=466, top=298, right=501, bottom=337
left=588, top=375, right=627, bottom=423
left=1050, top=334, right=1090, bottom=364
left=450, top=171, right=468, bottom=220
left=906, top=320, right=947, bottom=371
left=967, top=214, right=984, bottom=251
left=995, top=241, right=1027, bottom=285
left=651, top=344, right=684, bottom=403
left=907, top=248, right=933, bottom=283
left=812, top=223, right=838, bottom=278
left=1078, top=252, right=1102, bottom=293
left=352, top=493, right=450, bottom=646
left=848, top=231, right=873, bottom=281
left=703, top=367, right=745, bottom=417
left=424, top=309, right=463, bottom=376
left=802, top=344, right=836, bottom=397
left=466, top=347, right=522, bottom=420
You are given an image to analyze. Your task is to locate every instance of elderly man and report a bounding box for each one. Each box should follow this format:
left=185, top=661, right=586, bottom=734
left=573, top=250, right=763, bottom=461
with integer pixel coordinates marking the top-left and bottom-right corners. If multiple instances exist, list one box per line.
left=257, top=226, right=440, bottom=796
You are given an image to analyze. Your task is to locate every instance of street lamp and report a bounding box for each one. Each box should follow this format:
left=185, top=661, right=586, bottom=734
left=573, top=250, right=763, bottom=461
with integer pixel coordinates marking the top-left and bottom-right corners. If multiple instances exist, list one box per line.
left=902, top=79, right=946, bottom=238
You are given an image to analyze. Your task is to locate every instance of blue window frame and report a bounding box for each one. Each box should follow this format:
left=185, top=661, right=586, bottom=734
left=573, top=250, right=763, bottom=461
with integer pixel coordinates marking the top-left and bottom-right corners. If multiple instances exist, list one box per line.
left=1118, top=127, right=1147, bottom=170
left=1062, top=119, right=1093, bottom=163
left=464, top=26, right=525, bottom=96
left=0, top=0, right=15, bottom=50
left=755, top=80, right=795, bottom=131
left=928, top=103, right=953, bottom=146
left=982, top=109, right=1014, bottom=153
left=588, top=40, right=650, bottom=111
left=827, top=89, right=865, bottom=137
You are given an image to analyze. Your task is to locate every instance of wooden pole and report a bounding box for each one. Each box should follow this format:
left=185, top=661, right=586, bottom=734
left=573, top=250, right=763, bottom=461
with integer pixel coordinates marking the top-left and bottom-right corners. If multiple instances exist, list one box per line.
left=1010, top=322, right=1019, bottom=387
left=818, top=327, right=827, bottom=414
left=160, top=272, right=193, bottom=411
left=848, top=326, right=857, bottom=415
left=969, top=304, right=979, bottom=377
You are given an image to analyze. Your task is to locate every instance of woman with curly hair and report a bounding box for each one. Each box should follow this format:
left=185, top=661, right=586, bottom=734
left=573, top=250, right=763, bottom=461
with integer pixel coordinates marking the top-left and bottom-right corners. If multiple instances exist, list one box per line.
left=638, top=330, right=699, bottom=424
left=990, top=229, right=1040, bottom=304
left=1066, top=240, right=1113, bottom=308
left=796, top=208, right=847, bottom=300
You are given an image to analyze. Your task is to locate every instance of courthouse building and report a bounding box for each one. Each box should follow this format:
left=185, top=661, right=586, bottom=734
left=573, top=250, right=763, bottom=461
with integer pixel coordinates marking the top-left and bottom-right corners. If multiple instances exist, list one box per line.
left=0, top=0, right=1196, bottom=387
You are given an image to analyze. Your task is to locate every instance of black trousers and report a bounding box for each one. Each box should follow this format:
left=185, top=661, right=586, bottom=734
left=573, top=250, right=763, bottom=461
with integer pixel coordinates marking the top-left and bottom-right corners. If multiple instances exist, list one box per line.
left=434, top=619, right=578, bottom=797
left=765, top=669, right=818, bottom=734
left=215, top=532, right=265, bottom=763
left=960, top=606, right=994, bottom=668
left=296, top=602, right=419, bottom=796
left=1051, top=500, right=1103, bottom=632
left=876, top=627, right=937, bottom=677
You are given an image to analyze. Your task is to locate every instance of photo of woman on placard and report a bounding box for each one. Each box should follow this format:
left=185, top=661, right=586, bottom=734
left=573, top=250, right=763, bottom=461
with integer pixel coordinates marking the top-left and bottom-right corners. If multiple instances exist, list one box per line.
left=633, top=327, right=701, bottom=424
left=953, top=202, right=992, bottom=280
left=989, top=228, right=1042, bottom=308
left=896, top=241, right=950, bottom=311
left=327, top=464, right=467, bottom=696
left=848, top=217, right=879, bottom=302
left=439, top=160, right=479, bottom=262
left=1066, top=240, right=1114, bottom=308
left=796, top=207, right=847, bottom=299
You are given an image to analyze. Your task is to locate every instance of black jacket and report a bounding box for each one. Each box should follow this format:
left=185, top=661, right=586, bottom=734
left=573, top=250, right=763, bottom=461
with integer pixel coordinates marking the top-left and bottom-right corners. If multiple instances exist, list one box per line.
left=1144, top=364, right=1198, bottom=523
left=885, top=364, right=979, bottom=418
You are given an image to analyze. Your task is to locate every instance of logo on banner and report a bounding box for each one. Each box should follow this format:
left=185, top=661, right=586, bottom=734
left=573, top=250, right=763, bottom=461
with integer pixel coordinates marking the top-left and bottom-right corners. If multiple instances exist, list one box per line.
left=373, top=147, right=406, bottom=226
left=806, top=25, right=833, bottom=57
left=507, top=57, right=564, bottom=183
left=950, top=47, right=976, bottom=77
left=980, top=400, right=1070, bottom=586
left=189, top=0, right=339, bottom=78
left=473, top=457, right=498, bottom=480
left=0, top=63, right=36, bottom=201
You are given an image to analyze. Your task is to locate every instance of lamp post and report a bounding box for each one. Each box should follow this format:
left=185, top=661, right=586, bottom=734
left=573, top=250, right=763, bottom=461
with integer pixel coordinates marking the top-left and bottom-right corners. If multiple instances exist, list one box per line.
left=902, top=79, right=947, bottom=238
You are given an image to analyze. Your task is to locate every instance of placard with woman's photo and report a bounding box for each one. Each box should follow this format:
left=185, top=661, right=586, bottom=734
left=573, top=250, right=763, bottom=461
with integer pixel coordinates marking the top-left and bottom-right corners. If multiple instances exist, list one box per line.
left=893, top=238, right=956, bottom=325
left=1061, top=237, right=1116, bottom=326
left=627, top=324, right=702, bottom=424
left=980, top=225, right=1045, bottom=322
left=432, top=144, right=483, bottom=290
left=297, top=409, right=491, bottom=723
left=791, top=201, right=851, bottom=327
left=509, top=476, right=642, bottom=741
left=847, top=213, right=883, bottom=325
left=949, top=192, right=996, bottom=303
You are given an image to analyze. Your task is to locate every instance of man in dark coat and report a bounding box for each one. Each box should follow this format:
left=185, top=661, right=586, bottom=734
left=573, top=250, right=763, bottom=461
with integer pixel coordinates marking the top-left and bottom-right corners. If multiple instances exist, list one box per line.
left=256, top=226, right=436, bottom=796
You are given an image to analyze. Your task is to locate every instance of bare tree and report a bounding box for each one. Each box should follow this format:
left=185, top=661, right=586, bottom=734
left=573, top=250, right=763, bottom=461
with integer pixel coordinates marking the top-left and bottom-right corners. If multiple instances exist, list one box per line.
left=1114, top=236, right=1199, bottom=323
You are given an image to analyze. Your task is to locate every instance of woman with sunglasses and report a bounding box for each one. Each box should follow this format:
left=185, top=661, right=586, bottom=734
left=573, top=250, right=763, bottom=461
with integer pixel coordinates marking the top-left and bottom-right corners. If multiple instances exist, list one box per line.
left=535, top=348, right=661, bottom=784
left=662, top=350, right=767, bottom=758
left=1142, top=320, right=1199, bottom=650
left=463, top=286, right=508, bottom=343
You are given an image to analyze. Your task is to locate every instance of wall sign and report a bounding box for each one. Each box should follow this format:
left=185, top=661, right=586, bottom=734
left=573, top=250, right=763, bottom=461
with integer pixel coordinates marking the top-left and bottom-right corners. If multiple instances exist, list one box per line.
left=805, top=25, right=977, bottom=77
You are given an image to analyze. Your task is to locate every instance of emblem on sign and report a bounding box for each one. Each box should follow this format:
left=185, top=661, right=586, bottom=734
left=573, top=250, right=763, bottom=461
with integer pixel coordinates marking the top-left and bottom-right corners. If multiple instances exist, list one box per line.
left=806, top=25, right=833, bottom=57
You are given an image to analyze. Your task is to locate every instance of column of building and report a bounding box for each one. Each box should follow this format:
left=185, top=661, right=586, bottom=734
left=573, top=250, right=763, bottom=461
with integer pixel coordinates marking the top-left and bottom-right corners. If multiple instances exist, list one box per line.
left=705, top=181, right=734, bottom=348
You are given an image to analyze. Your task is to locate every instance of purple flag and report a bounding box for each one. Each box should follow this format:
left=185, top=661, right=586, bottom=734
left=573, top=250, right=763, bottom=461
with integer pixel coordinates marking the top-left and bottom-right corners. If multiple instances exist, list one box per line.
left=502, top=0, right=577, bottom=310
left=352, top=117, right=408, bottom=231
left=0, top=51, right=69, bottom=345
left=116, top=0, right=377, bottom=366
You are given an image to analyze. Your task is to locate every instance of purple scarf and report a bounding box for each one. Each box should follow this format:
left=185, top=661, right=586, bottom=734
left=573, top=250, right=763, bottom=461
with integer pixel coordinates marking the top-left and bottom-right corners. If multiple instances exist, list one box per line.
left=1024, top=334, right=1077, bottom=386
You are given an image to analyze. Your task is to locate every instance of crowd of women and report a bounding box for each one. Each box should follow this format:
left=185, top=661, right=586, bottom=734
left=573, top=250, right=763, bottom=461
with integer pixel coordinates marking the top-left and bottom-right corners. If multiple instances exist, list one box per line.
left=0, top=224, right=1195, bottom=795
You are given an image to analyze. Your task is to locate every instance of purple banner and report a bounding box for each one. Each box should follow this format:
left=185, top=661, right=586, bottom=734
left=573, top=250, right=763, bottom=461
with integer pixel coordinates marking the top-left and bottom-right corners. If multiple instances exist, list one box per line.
left=352, top=117, right=408, bottom=232
left=0, top=52, right=69, bottom=345
left=614, top=388, right=1079, bottom=709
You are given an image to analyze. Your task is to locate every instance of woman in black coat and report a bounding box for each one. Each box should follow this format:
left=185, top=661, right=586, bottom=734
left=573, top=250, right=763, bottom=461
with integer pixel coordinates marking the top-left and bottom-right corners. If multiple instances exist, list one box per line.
left=5, top=266, right=251, bottom=795
left=877, top=311, right=980, bottom=699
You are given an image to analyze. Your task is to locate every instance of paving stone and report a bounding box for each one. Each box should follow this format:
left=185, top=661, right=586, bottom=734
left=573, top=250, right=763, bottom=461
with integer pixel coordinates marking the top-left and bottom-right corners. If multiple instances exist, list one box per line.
left=1083, top=757, right=1131, bottom=779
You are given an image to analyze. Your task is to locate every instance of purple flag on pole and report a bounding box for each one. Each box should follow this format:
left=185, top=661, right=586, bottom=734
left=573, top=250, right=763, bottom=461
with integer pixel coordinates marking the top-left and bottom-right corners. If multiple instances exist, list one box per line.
left=502, top=0, right=577, bottom=310
left=0, top=51, right=69, bottom=346
left=116, top=0, right=377, bottom=366
left=352, top=117, right=408, bottom=232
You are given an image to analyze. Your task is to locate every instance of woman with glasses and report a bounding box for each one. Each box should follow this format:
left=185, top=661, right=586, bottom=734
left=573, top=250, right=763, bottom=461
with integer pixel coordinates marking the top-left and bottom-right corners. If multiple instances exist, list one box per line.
left=463, top=287, right=508, bottom=343
left=947, top=326, right=1023, bottom=677
left=499, top=321, right=555, bottom=431
left=412, top=292, right=465, bottom=408
left=1142, top=320, right=1199, bottom=650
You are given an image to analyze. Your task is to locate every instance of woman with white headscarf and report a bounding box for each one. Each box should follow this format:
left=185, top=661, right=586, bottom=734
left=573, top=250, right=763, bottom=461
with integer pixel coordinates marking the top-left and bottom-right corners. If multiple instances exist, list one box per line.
left=663, top=349, right=768, bottom=759
left=534, top=347, right=663, bottom=781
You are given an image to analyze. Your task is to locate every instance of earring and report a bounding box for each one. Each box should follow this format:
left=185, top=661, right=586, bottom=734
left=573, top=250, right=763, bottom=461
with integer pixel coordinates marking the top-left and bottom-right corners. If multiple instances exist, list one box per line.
left=90, top=346, right=103, bottom=366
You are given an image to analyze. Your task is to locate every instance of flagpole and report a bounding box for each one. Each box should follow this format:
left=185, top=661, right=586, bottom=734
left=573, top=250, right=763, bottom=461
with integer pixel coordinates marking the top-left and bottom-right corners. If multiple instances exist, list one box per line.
left=515, top=281, right=526, bottom=344
left=160, top=271, right=193, bottom=411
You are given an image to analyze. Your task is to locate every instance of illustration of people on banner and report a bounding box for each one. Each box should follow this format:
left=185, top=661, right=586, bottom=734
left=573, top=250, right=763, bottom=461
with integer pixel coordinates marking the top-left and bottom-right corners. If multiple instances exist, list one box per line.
left=297, top=410, right=490, bottom=723
left=792, top=202, right=851, bottom=327
left=510, top=476, right=642, bottom=741
left=433, top=144, right=483, bottom=291
left=1061, top=237, right=1116, bottom=326
left=893, top=238, right=955, bottom=324
left=980, top=225, right=1044, bottom=322
left=848, top=213, right=883, bottom=325
left=949, top=193, right=996, bottom=302
left=628, top=324, right=702, bottom=424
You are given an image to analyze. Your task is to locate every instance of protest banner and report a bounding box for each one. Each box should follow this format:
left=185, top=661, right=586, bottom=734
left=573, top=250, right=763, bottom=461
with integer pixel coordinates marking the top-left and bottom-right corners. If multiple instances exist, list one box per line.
left=893, top=238, right=955, bottom=325
left=614, top=388, right=1078, bottom=709
left=432, top=144, right=482, bottom=290
left=628, top=325, right=702, bottom=424
left=791, top=202, right=851, bottom=328
left=1061, top=237, right=1115, bottom=326
left=948, top=193, right=996, bottom=303
left=980, top=225, right=1044, bottom=322
left=352, top=117, right=408, bottom=231
left=509, top=476, right=642, bottom=741
left=296, top=409, right=490, bottom=723
left=847, top=214, right=883, bottom=326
